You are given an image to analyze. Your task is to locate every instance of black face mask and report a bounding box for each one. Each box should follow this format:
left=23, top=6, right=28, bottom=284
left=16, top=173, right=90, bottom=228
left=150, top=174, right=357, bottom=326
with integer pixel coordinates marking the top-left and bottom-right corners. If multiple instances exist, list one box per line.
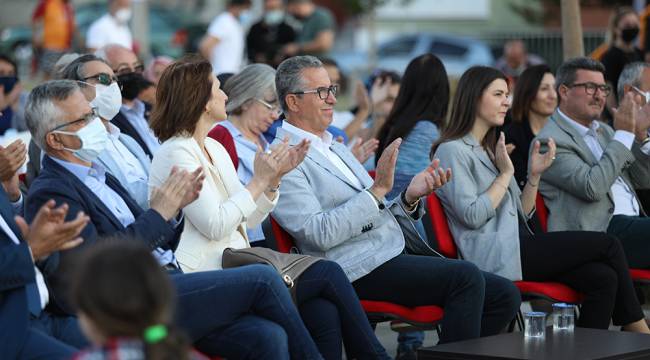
left=117, top=72, right=148, bottom=101
left=0, top=76, right=18, bottom=94
left=621, top=26, right=640, bottom=43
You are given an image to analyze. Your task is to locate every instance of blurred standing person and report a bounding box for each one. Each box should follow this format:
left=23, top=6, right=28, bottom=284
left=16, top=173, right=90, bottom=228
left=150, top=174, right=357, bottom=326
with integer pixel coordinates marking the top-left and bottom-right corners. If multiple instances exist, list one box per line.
left=0, top=55, right=27, bottom=134
left=494, top=40, right=544, bottom=88
left=247, top=0, right=296, bottom=68
left=199, top=0, right=252, bottom=75
left=283, top=0, right=335, bottom=58
left=86, top=0, right=134, bottom=53
left=31, top=0, right=76, bottom=79
left=139, top=56, right=173, bottom=106
left=601, top=7, right=644, bottom=113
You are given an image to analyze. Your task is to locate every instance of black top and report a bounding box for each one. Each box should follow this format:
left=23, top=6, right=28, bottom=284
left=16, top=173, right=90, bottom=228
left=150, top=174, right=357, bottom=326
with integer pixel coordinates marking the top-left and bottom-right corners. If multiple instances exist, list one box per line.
left=246, top=20, right=296, bottom=67
left=504, top=119, right=535, bottom=189
left=601, top=45, right=644, bottom=99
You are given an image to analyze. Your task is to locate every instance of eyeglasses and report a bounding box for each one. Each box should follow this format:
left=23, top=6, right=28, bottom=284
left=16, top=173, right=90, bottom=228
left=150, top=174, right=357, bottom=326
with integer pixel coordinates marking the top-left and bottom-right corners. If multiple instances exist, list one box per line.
left=50, top=108, right=99, bottom=132
left=82, top=73, right=119, bottom=86
left=113, top=63, right=145, bottom=76
left=254, top=98, right=279, bottom=111
left=292, top=85, right=338, bottom=100
left=568, top=82, right=611, bottom=96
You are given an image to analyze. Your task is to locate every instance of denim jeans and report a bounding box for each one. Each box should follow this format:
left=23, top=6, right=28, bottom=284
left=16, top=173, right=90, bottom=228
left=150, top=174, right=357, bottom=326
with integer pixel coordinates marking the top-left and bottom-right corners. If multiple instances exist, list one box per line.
left=296, top=260, right=390, bottom=360
left=353, top=254, right=520, bottom=344
left=169, top=264, right=322, bottom=360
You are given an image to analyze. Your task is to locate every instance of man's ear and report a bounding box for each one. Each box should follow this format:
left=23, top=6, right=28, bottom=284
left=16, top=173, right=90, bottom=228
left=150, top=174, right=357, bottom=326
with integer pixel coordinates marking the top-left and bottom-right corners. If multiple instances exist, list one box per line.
left=45, top=132, right=63, bottom=151
left=557, top=84, right=569, bottom=103
left=285, top=94, right=301, bottom=113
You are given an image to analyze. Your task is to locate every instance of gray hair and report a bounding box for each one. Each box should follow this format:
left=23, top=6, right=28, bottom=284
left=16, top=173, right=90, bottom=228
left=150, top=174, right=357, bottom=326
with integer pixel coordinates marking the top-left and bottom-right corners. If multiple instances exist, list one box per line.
left=555, top=57, right=606, bottom=101
left=618, top=62, right=650, bottom=101
left=25, top=80, right=80, bottom=150
left=53, top=53, right=80, bottom=79
left=94, top=44, right=128, bottom=65
left=60, top=54, right=109, bottom=82
left=276, top=55, right=323, bottom=112
left=224, top=63, right=276, bottom=114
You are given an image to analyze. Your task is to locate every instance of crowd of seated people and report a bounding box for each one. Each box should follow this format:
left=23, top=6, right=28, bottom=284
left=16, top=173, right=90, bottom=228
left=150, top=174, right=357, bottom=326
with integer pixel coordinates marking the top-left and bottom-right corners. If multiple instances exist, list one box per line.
left=4, top=37, right=650, bottom=360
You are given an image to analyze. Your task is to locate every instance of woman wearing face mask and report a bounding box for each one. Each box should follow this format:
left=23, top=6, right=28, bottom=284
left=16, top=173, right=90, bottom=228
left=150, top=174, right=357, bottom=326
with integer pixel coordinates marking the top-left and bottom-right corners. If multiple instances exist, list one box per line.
left=61, top=54, right=151, bottom=210
left=601, top=7, right=644, bottom=117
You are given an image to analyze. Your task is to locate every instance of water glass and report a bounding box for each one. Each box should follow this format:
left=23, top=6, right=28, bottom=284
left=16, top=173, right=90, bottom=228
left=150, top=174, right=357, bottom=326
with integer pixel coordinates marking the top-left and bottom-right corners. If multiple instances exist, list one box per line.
left=524, top=311, right=547, bottom=338
left=552, top=303, right=575, bottom=331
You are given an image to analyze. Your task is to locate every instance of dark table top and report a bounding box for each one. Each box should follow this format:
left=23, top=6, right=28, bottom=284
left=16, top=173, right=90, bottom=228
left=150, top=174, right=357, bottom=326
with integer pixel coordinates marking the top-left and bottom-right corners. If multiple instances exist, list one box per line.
left=417, top=327, right=650, bottom=359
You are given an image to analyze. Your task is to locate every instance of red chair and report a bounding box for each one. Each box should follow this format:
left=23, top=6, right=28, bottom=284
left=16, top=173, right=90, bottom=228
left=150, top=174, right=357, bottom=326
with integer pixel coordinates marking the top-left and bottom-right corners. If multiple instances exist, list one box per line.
left=264, top=217, right=444, bottom=332
left=422, top=193, right=583, bottom=328
left=535, top=193, right=650, bottom=287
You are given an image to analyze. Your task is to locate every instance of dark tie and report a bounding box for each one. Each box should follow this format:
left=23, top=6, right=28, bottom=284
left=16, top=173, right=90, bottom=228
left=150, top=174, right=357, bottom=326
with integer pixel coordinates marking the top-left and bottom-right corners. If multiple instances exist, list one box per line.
left=25, top=282, right=42, bottom=317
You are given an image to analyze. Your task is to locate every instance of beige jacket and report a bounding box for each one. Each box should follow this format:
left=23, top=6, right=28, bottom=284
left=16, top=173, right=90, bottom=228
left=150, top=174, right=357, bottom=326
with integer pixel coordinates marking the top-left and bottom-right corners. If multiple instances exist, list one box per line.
left=149, top=135, right=276, bottom=272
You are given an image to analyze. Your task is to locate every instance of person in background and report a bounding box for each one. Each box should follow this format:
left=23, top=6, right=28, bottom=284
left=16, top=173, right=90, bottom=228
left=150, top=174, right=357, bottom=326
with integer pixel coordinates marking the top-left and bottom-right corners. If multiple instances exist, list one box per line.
left=0, top=55, right=27, bottom=134
left=283, top=0, right=335, bottom=58
left=504, top=64, right=557, bottom=189
left=360, top=70, right=402, bottom=142
left=199, top=0, right=252, bottom=75
left=434, top=65, right=649, bottom=333
left=149, top=55, right=391, bottom=360
left=71, top=242, right=206, bottom=360
left=139, top=56, right=173, bottom=106
left=98, top=44, right=158, bottom=158
left=86, top=0, right=134, bottom=53
left=494, top=40, right=544, bottom=88
left=31, top=0, right=76, bottom=79
left=247, top=0, right=296, bottom=68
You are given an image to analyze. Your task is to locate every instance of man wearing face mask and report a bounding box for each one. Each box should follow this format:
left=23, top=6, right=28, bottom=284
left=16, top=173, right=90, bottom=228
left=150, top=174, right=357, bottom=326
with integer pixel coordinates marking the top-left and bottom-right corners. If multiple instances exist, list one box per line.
left=85, top=0, right=133, bottom=53
left=199, top=0, right=252, bottom=75
left=246, top=0, right=296, bottom=68
left=97, top=44, right=158, bottom=159
left=60, top=54, right=151, bottom=210
left=601, top=6, right=644, bottom=118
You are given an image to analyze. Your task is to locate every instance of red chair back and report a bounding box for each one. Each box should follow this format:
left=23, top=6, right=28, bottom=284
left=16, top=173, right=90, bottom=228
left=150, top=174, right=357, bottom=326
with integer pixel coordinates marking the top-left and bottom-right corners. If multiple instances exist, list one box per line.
left=425, top=193, right=458, bottom=258
left=269, top=217, right=297, bottom=253
left=535, top=193, right=549, bottom=232
left=207, top=125, right=239, bottom=170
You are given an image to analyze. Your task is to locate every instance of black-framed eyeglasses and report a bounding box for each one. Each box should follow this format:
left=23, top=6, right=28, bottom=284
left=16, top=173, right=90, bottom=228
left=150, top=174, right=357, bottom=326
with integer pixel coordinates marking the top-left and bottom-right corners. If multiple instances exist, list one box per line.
left=254, top=98, right=280, bottom=111
left=50, top=108, right=99, bottom=132
left=82, top=73, right=119, bottom=86
left=568, top=82, right=611, bottom=96
left=113, top=63, right=145, bottom=76
left=291, top=85, right=338, bottom=100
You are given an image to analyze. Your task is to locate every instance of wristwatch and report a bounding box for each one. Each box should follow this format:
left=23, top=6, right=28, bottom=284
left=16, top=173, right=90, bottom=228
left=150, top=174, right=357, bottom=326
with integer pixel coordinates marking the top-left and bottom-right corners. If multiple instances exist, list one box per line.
left=401, top=191, right=419, bottom=210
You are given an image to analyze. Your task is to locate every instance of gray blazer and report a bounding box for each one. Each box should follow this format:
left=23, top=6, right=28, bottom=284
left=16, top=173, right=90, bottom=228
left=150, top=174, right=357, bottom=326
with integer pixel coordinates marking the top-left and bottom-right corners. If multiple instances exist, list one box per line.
left=536, top=110, right=650, bottom=232
left=434, top=134, right=525, bottom=281
left=271, top=127, right=425, bottom=282
left=96, top=133, right=151, bottom=210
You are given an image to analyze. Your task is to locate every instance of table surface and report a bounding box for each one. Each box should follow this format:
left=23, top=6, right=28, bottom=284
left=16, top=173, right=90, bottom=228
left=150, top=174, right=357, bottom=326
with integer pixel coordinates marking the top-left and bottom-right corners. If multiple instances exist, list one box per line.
left=417, top=327, right=650, bottom=360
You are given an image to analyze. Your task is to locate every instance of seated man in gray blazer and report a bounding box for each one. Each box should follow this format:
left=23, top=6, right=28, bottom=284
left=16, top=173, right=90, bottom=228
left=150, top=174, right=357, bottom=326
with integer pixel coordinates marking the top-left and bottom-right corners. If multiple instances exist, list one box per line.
left=271, top=55, right=520, bottom=344
left=537, top=58, right=650, bottom=269
left=59, top=54, right=151, bottom=210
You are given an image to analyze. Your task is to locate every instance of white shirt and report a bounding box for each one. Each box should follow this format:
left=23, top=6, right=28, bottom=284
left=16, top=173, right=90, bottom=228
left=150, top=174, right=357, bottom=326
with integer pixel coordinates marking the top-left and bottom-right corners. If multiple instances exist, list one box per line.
left=86, top=13, right=133, bottom=50
left=281, top=121, right=379, bottom=210
left=559, top=109, right=650, bottom=216
left=207, top=12, right=244, bottom=74
left=0, top=216, right=49, bottom=309
left=105, top=123, right=148, bottom=184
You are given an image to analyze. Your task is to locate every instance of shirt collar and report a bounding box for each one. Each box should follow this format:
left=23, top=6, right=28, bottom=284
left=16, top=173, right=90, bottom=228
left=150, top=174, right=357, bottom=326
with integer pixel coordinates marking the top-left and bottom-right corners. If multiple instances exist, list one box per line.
left=107, top=122, right=121, bottom=140
left=51, top=157, right=106, bottom=182
left=557, top=109, right=599, bottom=137
left=221, top=120, right=269, bottom=150
left=120, top=99, right=145, bottom=117
left=281, top=120, right=333, bottom=152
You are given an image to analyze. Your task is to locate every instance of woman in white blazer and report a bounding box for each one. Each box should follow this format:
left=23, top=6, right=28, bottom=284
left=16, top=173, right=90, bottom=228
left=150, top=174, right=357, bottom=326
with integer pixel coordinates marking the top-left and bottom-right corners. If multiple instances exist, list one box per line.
left=148, top=55, right=390, bottom=360
left=433, top=66, right=649, bottom=333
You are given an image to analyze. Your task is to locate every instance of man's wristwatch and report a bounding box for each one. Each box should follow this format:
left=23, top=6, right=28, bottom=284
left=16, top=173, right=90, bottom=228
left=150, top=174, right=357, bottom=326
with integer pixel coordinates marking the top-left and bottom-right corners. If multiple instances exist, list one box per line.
left=401, top=191, right=419, bottom=209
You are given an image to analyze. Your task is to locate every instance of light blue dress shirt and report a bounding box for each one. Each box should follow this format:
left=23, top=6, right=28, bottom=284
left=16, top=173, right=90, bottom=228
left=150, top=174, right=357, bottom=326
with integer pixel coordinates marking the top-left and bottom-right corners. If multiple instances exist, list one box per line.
left=52, top=158, right=175, bottom=266
left=119, top=100, right=160, bottom=155
left=220, top=120, right=267, bottom=242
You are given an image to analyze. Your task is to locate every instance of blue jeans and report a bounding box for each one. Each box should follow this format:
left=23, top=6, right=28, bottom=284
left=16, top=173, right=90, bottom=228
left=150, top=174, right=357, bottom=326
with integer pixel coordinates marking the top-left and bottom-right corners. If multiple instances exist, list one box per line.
left=296, top=260, right=390, bottom=360
left=353, top=254, right=520, bottom=344
left=170, top=264, right=322, bottom=360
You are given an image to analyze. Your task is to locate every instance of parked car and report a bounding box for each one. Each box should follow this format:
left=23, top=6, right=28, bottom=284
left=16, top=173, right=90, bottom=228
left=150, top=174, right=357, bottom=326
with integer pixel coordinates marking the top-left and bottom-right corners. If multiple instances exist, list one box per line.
left=332, top=33, right=494, bottom=78
left=0, top=2, right=205, bottom=62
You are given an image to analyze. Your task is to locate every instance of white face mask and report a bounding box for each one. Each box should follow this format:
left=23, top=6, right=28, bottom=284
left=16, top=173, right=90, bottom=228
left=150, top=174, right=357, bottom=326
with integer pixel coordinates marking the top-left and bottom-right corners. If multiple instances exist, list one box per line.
left=633, top=86, right=650, bottom=105
left=114, top=8, right=132, bottom=24
left=90, top=82, right=122, bottom=120
left=53, top=117, right=109, bottom=162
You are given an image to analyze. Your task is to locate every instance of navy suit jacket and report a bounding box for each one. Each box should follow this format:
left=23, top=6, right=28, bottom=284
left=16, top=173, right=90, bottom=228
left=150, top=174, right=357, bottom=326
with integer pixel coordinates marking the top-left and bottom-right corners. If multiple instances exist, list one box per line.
left=111, top=111, right=154, bottom=159
left=25, top=155, right=182, bottom=314
left=0, top=186, right=36, bottom=358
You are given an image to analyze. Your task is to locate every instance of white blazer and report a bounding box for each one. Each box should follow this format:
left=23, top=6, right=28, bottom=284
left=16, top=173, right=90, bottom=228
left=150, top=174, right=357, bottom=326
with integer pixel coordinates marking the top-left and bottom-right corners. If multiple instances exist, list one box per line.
left=149, top=135, right=277, bottom=272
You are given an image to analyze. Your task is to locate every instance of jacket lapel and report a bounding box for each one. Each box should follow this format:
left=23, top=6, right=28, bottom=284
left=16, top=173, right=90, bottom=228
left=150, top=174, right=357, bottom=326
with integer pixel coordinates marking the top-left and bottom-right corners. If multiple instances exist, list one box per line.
left=0, top=187, right=24, bottom=242
left=550, top=111, right=600, bottom=165
left=330, top=142, right=373, bottom=189
left=462, top=134, right=499, bottom=176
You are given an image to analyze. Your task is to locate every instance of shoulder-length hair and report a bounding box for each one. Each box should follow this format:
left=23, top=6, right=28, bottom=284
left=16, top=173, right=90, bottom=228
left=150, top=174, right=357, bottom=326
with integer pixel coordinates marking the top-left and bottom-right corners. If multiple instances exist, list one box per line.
left=431, top=66, right=507, bottom=158
left=150, top=55, right=213, bottom=142
left=376, top=54, right=449, bottom=160
left=510, top=64, right=553, bottom=123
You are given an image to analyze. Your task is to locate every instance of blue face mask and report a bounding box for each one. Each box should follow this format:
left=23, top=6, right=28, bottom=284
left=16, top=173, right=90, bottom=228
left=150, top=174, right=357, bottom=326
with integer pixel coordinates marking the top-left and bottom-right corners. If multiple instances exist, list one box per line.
left=0, top=76, right=18, bottom=94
